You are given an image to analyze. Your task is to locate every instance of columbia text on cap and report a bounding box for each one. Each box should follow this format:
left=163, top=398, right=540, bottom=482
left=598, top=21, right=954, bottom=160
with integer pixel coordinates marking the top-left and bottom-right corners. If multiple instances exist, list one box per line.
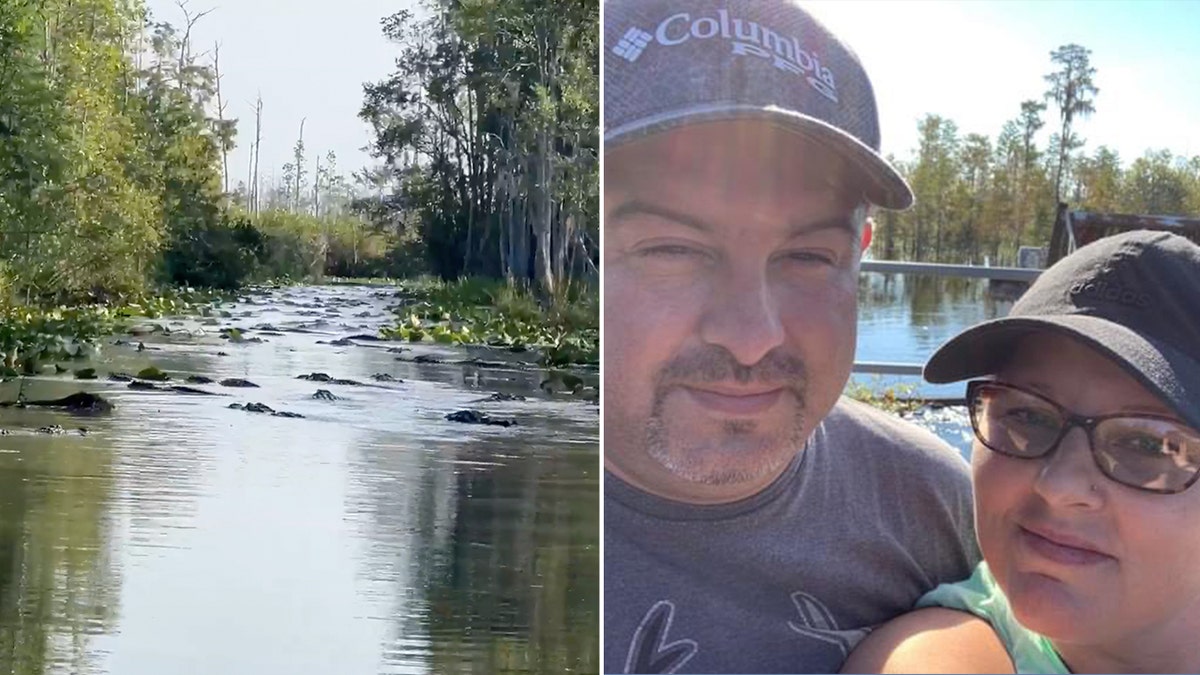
left=603, top=0, right=914, bottom=210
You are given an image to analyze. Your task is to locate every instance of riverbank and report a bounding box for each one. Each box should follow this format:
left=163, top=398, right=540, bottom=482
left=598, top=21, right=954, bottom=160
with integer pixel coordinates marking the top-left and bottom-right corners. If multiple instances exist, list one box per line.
left=381, top=278, right=599, bottom=367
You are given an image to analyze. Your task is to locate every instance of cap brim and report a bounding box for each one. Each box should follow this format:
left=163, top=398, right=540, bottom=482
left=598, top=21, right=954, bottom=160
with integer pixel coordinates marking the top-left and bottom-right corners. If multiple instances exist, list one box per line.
left=604, top=104, right=914, bottom=211
left=924, top=314, right=1200, bottom=432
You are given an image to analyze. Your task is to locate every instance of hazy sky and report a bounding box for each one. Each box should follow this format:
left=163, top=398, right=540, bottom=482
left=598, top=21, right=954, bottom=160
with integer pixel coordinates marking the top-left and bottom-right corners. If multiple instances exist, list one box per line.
left=145, top=0, right=1200, bottom=192
left=144, top=0, right=416, bottom=190
left=806, top=0, right=1200, bottom=164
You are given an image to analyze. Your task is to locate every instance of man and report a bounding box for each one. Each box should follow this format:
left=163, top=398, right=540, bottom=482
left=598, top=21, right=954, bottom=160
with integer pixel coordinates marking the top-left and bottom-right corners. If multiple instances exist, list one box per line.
left=603, top=1, right=981, bottom=673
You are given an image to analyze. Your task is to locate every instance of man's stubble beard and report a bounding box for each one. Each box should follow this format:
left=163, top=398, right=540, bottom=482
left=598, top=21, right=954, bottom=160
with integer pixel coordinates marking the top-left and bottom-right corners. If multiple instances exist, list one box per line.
left=642, top=347, right=810, bottom=486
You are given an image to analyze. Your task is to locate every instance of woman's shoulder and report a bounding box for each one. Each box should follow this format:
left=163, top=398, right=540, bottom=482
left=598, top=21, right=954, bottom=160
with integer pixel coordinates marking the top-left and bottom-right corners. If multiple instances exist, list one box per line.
left=841, top=607, right=1015, bottom=674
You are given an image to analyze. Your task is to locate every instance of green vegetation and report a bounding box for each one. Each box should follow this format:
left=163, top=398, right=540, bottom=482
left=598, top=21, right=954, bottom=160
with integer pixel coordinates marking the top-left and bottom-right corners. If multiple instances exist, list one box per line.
left=879, top=43, right=1200, bottom=265
left=844, top=378, right=925, bottom=416
left=359, top=0, right=599, bottom=297
left=0, top=0, right=598, bottom=374
left=382, top=278, right=598, bottom=366
left=0, top=287, right=229, bottom=377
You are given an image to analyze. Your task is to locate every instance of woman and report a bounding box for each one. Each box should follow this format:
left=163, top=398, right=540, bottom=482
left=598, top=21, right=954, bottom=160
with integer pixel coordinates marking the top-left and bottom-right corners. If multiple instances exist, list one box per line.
left=844, top=229, right=1200, bottom=674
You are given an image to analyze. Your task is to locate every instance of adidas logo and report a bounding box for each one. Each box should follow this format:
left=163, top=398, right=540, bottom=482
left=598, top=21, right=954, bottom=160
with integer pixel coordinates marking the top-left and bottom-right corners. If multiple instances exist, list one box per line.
left=610, top=10, right=839, bottom=103
left=1069, top=279, right=1151, bottom=309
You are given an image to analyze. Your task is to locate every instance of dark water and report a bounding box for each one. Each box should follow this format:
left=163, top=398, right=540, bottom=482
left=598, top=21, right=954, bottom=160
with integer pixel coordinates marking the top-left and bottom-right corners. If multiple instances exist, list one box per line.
left=0, top=285, right=598, bottom=674
left=856, top=273, right=1017, bottom=457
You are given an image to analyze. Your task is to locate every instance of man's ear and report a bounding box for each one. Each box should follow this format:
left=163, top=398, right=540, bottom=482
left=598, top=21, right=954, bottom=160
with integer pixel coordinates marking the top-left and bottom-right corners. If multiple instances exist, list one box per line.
left=860, top=217, right=874, bottom=253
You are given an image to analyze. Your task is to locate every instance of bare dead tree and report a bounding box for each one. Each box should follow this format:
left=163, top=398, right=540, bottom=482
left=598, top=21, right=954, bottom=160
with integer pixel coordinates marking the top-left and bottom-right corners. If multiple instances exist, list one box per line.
left=246, top=136, right=255, bottom=211
left=292, top=117, right=306, bottom=213
left=252, top=95, right=263, bottom=214
left=213, top=41, right=229, bottom=193
left=313, top=154, right=321, bottom=219
left=173, top=1, right=214, bottom=83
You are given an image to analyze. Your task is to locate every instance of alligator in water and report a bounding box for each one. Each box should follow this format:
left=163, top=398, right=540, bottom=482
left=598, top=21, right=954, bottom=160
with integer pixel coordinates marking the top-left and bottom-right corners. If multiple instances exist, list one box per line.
left=445, top=410, right=517, bottom=427
left=471, top=392, right=527, bottom=403
left=295, top=373, right=364, bottom=386
left=126, top=382, right=225, bottom=396
left=219, top=378, right=260, bottom=388
left=0, top=392, right=114, bottom=415
left=228, top=402, right=305, bottom=419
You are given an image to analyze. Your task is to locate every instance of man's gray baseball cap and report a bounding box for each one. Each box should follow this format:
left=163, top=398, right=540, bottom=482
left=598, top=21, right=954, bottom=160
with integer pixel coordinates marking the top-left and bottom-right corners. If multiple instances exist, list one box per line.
left=605, top=0, right=914, bottom=210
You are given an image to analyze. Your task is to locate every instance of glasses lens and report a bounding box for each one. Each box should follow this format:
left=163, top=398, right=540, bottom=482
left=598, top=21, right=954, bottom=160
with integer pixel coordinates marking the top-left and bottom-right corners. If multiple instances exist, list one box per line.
left=972, top=384, right=1064, bottom=458
left=1094, top=418, right=1200, bottom=493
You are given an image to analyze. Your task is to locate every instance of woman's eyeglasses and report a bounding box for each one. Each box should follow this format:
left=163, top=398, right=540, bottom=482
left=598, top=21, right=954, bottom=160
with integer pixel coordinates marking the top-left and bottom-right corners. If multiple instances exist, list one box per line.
left=966, top=380, right=1200, bottom=495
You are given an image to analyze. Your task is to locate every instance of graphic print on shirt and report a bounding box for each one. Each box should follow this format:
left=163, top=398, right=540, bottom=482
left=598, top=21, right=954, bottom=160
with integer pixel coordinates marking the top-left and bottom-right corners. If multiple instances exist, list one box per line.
left=787, top=591, right=871, bottom=657
left=623, top=600, right=699, bottom=674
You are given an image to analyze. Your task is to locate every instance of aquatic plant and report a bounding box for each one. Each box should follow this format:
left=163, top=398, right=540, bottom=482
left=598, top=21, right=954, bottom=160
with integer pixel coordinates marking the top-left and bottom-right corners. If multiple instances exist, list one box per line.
left=381, top=278, right=598, bottom=366
left=844, top=377, right=926, bottom=416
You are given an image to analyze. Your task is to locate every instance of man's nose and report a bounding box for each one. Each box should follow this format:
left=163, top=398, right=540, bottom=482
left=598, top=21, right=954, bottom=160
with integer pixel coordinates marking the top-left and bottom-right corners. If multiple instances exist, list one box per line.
left=697, top=266, right=786, bottom=366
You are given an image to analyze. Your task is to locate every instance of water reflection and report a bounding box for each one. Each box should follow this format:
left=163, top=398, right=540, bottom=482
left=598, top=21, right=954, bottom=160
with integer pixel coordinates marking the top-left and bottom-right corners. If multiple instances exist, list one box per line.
left=857, top=273, right=1015, bottom=398
left=857, top=272, right=1022, bottom=457
left=347, top=425, right=598, bottom=675
left=0, top=428, right=120, bottom=675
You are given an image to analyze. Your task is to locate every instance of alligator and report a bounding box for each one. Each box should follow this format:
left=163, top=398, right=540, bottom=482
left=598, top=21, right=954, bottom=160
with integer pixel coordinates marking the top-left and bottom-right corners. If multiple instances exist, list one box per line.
left=170, top=386, right=224, bottom=396
left=311, top=389, right=341, bottom=401
left=472, top=392, right=527, bottom=403
left=0, top=392, right=114, bottom=415
left=228, top=402, right=305, bottom=419
left=219, top=378, right=260, bottom=388
left=456, top=358, right=513, bottom=370
left=445, top=410, right=517, bottom=427
left=295, top=373, right=363, bottom=386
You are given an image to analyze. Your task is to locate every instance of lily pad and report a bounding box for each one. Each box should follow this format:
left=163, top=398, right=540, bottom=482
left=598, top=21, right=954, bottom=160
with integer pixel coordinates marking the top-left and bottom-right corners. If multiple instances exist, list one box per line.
left=136, top=366, right=170, bottom=381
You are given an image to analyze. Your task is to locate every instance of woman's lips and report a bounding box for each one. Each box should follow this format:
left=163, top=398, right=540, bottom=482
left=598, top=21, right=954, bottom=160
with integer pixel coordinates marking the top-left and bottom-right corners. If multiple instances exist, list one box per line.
left=684, top=387, right=785, bottom=415
left=1019, top=526, right=1114, bottom=566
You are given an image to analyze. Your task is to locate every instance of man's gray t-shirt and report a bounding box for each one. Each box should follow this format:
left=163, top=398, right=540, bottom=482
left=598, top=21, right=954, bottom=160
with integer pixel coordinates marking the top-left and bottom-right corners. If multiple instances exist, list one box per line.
left=604, top=397, right=980, bottom=674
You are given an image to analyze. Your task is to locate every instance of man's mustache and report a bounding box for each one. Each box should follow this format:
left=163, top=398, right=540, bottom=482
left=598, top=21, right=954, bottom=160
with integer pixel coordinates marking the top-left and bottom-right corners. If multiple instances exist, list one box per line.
left=657, top=346, right=807, bottom=386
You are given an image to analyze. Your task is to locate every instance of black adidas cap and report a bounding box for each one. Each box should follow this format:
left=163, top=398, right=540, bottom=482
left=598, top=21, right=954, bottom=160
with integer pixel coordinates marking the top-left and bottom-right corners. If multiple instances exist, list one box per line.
left=925, top=230, right=1200, bottom=432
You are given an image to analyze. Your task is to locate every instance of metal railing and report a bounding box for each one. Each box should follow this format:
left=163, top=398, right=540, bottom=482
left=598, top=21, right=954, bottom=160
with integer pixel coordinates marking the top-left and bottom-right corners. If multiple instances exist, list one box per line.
left=859, top=260, right=1041, bottom=282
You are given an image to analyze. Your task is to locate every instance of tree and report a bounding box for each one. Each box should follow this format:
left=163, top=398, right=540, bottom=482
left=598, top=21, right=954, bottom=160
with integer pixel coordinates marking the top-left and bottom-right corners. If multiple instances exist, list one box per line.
left=1121, top=150, right=1190, bottom=216
left=1072, top=146, right=1122, bottom=212
left=1044, top=44, right=1099, bottom=203
left=359, top=0, right=598, bottom=297
left=905, top=115, right=961, bottom=260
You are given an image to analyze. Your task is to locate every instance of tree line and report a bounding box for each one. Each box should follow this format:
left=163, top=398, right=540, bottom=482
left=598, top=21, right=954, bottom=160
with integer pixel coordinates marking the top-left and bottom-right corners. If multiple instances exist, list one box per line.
left=877, top=44, right=1200, bottom=266
left=0, top=0, right=598, bottom=306
left=357, top=0, right=599, bottom=301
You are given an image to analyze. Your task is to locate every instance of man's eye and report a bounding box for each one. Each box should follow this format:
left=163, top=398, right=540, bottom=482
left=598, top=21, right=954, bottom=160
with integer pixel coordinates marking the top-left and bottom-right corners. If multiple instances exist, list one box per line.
left=640, top=244, right=705, bottom=258
left=779, top=251, right=835, bottom=266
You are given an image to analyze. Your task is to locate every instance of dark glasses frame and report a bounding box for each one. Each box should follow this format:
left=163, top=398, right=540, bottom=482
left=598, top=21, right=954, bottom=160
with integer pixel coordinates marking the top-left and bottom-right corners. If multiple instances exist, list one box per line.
left=965, top=379, right=1200, bottom=495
